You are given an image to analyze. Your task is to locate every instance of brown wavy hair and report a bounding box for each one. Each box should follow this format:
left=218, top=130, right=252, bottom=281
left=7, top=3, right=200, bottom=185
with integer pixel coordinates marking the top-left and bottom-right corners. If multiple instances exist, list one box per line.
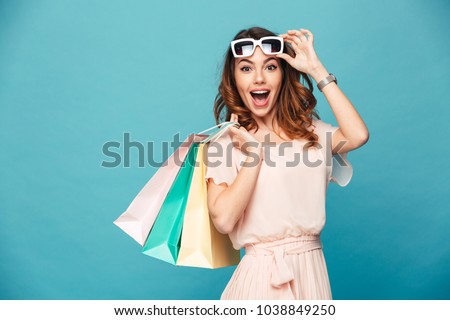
left=213, top=26, right=322, bottom=148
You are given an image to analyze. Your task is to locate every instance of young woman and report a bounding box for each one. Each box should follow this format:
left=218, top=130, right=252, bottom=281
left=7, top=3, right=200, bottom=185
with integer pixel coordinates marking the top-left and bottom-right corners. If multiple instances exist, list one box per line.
left=205, top=26, right=369, bottom=300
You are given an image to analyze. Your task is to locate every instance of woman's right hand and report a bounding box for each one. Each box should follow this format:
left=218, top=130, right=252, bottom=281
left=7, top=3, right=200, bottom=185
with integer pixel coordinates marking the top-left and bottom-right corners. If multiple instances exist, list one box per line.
left=228, top=113, right=263, bottom=160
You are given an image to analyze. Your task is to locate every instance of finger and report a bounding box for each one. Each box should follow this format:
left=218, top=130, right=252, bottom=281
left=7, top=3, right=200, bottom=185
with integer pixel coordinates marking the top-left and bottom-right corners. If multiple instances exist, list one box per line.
left=232, top=114, right=240, bottom=127
left=300, top=28, right=314, bottom=43
left=285, top=34, right=302, bottom=47
left=287, top=29, right=300, bottom=35
left=236, top=121, right=246, bottom=132
left=241, top=130, right=259, bottom=145
left=283, top=37, right=296, bottom=48
left=287, top=29, right=305, bottom=42
left=297, top=28, right=308, bottom=42
left=229, top=125, right=240, bottom=136
left=228, top=128, right=242, bottom=149
left=231, top=124, right=245, bottom=135
left=284, top=38, right=301, bottom=55
left=230, top=125, right=257, bottom=144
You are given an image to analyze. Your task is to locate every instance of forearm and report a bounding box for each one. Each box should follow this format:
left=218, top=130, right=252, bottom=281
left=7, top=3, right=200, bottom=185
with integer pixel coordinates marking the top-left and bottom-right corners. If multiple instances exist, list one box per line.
left=310, top=64, right=369, bottom=143
left=210, top=151, right=263, bottom=234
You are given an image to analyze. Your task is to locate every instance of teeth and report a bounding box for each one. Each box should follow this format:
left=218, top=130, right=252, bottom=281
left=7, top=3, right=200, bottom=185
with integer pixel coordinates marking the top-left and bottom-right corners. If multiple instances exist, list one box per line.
left=251, top=90, right=269, bottom=94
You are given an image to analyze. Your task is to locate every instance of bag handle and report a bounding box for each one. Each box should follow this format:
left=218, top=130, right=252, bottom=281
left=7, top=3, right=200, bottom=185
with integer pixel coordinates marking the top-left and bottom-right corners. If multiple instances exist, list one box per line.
left=197, top=121, right=239, bottom=144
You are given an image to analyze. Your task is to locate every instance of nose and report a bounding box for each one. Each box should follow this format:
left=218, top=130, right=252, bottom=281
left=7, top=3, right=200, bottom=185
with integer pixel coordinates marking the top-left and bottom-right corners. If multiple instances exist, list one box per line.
left=253, top=47, right=266, bottom=84
left=253, top=71, right=265, bottom=84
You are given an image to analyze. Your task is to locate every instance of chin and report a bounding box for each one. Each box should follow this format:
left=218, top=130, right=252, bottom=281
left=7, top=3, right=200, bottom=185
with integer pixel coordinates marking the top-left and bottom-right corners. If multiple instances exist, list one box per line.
left=246, top=101, right=274, bottom=118
left=249, top=108, right=273, bottom=119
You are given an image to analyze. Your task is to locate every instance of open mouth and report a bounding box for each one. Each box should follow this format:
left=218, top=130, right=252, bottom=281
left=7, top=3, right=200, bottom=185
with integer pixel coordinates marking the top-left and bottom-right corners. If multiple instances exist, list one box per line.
left=250, top=90, right=270, bottom=106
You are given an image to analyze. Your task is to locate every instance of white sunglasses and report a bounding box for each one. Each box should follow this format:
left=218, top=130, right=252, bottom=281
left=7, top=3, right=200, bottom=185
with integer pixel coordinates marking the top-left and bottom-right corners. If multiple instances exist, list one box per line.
left=230, top=36, right=284, bottom=58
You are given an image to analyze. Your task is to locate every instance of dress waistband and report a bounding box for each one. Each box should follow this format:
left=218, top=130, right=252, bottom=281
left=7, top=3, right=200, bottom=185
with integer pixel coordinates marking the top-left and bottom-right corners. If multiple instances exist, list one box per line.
left=244, top=234, right=323, bottom=300
left=245, top=234, right=322, bottom=254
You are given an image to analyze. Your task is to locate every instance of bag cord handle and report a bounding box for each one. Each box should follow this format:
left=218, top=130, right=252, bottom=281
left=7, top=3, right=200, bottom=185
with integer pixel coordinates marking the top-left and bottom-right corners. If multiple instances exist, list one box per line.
left=197, top=121, right=239, bottom=144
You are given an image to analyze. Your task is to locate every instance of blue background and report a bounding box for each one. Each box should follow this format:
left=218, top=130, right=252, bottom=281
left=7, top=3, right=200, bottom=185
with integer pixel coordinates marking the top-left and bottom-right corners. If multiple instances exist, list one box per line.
left=0, top=0, right=449, bottom=299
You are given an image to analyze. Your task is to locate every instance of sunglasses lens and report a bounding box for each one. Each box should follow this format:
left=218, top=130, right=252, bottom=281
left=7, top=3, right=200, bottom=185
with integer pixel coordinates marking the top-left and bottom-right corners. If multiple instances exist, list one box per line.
left=232, top=38, right=283, bottom=57
left=234, top=40, right=254, bottom=57
left=261, top=39, right=282, bottom=54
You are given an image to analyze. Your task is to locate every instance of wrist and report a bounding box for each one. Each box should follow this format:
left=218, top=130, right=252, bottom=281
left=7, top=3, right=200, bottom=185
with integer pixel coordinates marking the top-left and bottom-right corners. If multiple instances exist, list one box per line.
left=243, top=151, right=263, bottom=168
left=310, top=64, right=329, bottom=83
left=317, top=73, right=337, bottom=92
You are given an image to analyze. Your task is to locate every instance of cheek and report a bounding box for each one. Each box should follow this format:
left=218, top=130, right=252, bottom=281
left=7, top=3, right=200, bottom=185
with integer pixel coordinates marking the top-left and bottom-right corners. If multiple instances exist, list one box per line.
left=234, top=75, right=250, bottom=97
left=273, top=73, right=283, bottom=92
left=234, top=71, right=242, bottom=87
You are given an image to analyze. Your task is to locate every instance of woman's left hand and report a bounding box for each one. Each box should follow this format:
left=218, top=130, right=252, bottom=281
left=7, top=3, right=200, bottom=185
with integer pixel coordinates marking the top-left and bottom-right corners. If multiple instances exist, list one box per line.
left=276, top=28, right=323, bottom=75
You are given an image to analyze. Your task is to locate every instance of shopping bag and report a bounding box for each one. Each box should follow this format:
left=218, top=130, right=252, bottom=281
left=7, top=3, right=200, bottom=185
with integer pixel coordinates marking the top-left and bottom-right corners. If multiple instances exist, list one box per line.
left=141, top=140, right=200, bottom=264
left=177, top=143, right=240, bottom=268
left=139, top=121, right=238, bottom=265
left=113, top=134, right=196, bottom=246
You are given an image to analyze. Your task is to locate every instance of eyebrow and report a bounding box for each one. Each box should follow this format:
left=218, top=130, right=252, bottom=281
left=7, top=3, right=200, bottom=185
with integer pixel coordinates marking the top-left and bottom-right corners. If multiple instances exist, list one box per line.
left=237, top=57, right=278, bottom=65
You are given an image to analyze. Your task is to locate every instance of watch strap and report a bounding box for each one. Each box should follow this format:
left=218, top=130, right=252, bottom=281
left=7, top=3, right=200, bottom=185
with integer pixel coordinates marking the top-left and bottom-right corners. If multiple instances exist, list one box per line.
left=317, top=74, right=337, bottom=92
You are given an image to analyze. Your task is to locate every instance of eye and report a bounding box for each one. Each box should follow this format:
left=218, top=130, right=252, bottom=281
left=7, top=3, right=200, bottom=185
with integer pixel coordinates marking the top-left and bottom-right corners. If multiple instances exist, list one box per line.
left=267, top=64, right=278, bottom=71
left=240, top=66, right=251, bottom=72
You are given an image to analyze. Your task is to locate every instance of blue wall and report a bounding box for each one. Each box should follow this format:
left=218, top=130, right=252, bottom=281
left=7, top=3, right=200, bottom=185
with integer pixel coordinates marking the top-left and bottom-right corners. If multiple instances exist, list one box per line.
left=0, top=0, right=449, bottom=299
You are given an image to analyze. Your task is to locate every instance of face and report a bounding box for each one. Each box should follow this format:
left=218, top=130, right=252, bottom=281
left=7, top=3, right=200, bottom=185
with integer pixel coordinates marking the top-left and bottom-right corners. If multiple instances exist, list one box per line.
left=233, top=46, right=282, bottom=120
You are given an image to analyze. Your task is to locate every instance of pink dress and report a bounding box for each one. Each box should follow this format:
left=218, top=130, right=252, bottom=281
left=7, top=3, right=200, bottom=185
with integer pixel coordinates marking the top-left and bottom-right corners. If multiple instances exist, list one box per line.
left=205, top=119, right=353, bottom=300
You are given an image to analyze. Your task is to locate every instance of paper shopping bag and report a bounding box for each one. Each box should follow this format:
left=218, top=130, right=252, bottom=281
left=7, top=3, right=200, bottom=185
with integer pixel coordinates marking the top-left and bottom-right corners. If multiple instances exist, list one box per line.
left=177, top=143, right=240, bottom=268
left=141, top=141, right=200, bottom=264
left=114, top=134, right=196, bottom=246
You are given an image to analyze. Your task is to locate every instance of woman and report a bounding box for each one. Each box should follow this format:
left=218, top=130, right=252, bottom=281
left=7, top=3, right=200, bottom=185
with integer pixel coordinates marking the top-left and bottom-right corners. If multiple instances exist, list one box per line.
left=205, top=26, right=369, bottom=300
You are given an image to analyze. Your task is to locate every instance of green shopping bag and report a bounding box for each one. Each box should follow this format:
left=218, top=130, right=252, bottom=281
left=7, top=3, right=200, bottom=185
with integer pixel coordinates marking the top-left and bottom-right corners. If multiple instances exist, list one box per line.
left=141, top=141, right=199, bottom=264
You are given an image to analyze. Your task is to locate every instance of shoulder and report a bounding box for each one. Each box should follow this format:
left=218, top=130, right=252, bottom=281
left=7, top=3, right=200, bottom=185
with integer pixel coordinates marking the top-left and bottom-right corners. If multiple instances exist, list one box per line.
left=310, top=118, right=339, bottom=141
left=311, top=118, right=336, bottom=133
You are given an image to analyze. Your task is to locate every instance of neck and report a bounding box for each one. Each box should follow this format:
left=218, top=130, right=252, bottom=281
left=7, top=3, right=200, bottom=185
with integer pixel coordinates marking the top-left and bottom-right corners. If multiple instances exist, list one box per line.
left=253, top=107, right=278, bottom=132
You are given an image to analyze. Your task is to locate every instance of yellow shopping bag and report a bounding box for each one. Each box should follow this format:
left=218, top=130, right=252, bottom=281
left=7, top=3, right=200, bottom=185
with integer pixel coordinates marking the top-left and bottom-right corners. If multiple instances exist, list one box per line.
left=177, top=142, right=240, bottom=268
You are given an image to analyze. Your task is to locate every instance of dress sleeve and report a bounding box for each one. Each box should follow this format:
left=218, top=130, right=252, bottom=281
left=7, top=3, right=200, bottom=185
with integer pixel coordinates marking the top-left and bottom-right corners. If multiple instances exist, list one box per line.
left=204, top=129, right=239, bottom=187
left=312, top=119, right=353, bottom=187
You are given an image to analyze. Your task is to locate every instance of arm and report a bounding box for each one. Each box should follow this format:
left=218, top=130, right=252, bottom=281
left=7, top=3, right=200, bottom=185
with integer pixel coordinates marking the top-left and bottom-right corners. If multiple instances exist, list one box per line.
left=309, top=64, right=370, bottom=154
left=278, top=28, right=370, bottom=154
left=206, top=113, right=264, bottom=234
left=207, top=146, right=263, bottom=234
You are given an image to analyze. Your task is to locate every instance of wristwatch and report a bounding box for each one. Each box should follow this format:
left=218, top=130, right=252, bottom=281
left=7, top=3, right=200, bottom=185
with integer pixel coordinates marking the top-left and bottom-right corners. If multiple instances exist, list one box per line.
left=317, top=74, right=337, bottom=92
